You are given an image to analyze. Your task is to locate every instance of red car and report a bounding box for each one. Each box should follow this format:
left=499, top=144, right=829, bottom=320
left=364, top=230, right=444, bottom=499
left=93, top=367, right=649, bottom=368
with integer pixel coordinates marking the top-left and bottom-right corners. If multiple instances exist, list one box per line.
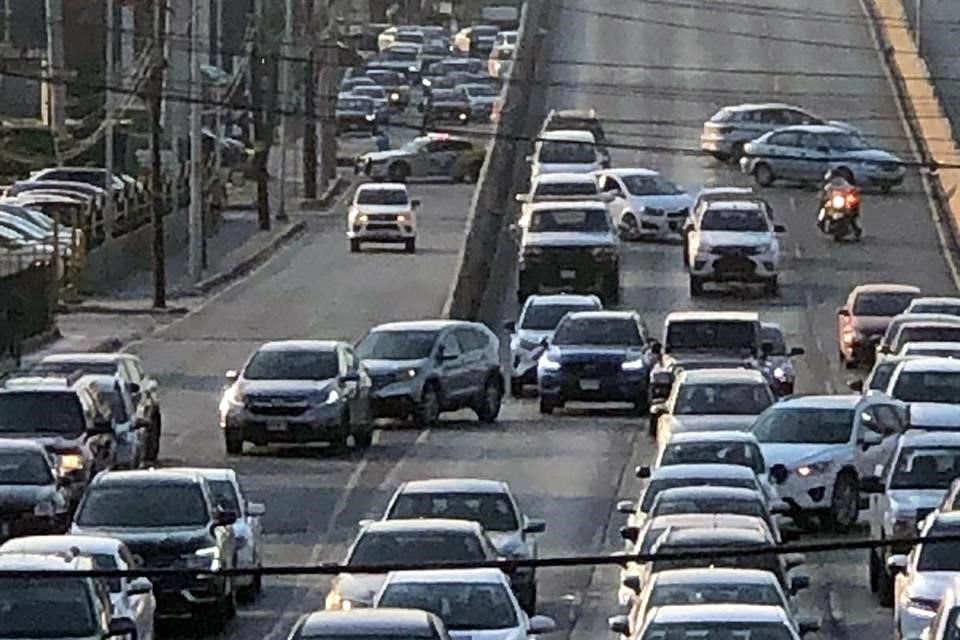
left=836, top=283, right=920, bottom=368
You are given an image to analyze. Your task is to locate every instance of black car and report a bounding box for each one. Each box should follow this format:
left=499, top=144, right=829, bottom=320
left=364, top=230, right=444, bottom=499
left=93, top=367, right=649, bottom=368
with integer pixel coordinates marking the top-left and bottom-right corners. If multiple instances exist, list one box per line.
left=71, top=469, right=239, bottom=631
left=421, top=89, right=471, bottom=124
left=336, top=96, right=379, bottom=135
left=0, top=438, right=70, bottom=540
left=536, top=311, right=656, bottom=415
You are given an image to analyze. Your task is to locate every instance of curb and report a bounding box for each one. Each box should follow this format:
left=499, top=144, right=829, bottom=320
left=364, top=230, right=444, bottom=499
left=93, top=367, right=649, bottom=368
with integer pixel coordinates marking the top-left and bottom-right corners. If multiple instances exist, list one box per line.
left=300, top=176, right=349, bottom=211
left=57, top=302, right=191, bottom=316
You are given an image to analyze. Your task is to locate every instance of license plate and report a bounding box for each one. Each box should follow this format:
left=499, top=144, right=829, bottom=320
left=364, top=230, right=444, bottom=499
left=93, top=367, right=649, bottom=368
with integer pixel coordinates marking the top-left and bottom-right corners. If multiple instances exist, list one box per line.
left=560, top=269, right=576, bottom=279
left=579, top=379, right=600, bottom=391
left=266, top=419, right=287, bottom=432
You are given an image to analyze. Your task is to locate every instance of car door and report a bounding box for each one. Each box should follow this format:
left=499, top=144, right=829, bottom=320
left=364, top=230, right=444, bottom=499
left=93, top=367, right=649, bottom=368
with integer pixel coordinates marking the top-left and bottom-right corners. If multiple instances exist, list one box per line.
left=236, top=479, right=265, bottom=563
left=599, top=174, right=628, bottom=227
left=435, top=330, right=472, bottom=403
left=455, top=327, right=491, bottom=397
left=425, top=140, right=456, bottom=176
left=796, top=131, right=831, bottom=180
left=765, top=131, right=802, bottom=179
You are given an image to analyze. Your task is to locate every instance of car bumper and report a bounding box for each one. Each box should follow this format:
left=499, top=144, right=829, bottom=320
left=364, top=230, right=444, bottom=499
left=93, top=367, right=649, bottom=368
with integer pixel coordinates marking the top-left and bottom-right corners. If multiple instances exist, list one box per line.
left=689, top=253, right=778, bottom=281
left=898, top=603, right=936, bottom=640
left=539, top=368, right=647, bottom=402
left=636, top=211, right=689, bottom=238
left=519, top=261, right=617, bottom=296
left=777, top=471, right=838, bottom=512
left=154, top=575, right=229, bottom=615
left=348, top=222, right=416, bottom=242
left=861, top=167, right=906, bottom=187
left=223, top=405, right=344, bottom=444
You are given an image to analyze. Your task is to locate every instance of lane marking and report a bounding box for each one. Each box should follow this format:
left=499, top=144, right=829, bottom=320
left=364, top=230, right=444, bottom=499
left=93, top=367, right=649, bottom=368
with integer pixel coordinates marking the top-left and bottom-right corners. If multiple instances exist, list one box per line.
left=827, top=588, right=845, bottom=623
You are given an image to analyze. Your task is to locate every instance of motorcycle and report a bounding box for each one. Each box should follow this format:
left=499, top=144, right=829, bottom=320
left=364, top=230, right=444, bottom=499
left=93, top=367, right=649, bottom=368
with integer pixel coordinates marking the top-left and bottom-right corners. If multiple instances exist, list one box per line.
left=818, top=188, right=861, bottom=241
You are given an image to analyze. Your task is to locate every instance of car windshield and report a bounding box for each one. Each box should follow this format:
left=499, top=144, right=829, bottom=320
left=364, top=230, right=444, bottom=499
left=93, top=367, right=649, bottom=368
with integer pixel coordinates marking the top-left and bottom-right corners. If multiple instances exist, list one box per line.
left=0, top=450, right=52, bottom=485
left=547, top=119, right=604, bottom=142
left=357, top=330, right=438, bottom=360
left=641, top=478, right=756, bottom=511
left=538, top=141, right=596, bottom=164
left=651, top=549, right=781, bottom=582
left=76, top=484, right=209, bottom=527
left=700, top=208, right=768, bottom=232
left=760, top=327, right=787, bottom=355
left=32, top=361, right=117, bottom=376
left=378, top=582, right=517, bottom=630
left=622, top=175, right=684, bottom=196
left=752, top=407, right=855, bottom=444
left=709, top=108, right=736, bottom=122
left=387, top=491, right=519, bottom=531
left=868, top=362, right=898, bottom=391
left=553, top=317, right=641, bottom=346
left=853, top=292, right=916, bottom=316
left=244, top=349, right=340, bottom=381
left=349, top=531, right=485, bottom=566
left=891, top=371, right=960, bottom=403
left=464, top=85, right=497, bottom=97
left=367, top=72, right=401, bottom=85
left=674, top=383, right=772, bottom=416
left=0, top=577, right=97, bottom=638
left=911, top=303, right=960, bottom=315
left=889, top=447, right=960, bottom=490
left=0, top=392, right=84, bottom=436
left=648, top=582, right=783, bottom=608
left=641, top=621, right=793, bottom=640
left=521, top=303, right=598, bottom=330
left=357, top=189, right=408, bottom=206
left=528, top=208, right=610, bottom=233
left=665, top=321, right=757, bottom=353
left=338, top=98, right=373, bottom=112
left=824, top=132, right=871, bottom=151
left=383, top=49, right=418, bottom=62
left=652, top=496, right=767, bottom=520
left=918, top=539, right=960, bottom=571
left=895, top=327, right=960, bottom=350
left=660, top=442, right=766, bottom=475
left=534, top=181, right=598, bottom=197
left=208, top=479, right=242, bottom=513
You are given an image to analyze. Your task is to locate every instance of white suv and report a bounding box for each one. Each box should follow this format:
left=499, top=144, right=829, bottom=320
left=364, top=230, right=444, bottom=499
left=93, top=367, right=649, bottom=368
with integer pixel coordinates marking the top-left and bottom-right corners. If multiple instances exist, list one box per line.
left=347, top=183, right=419, bottom=253
left=752, top=394, right=908, bottom=532
left=686, top=200, right=785, bottom=296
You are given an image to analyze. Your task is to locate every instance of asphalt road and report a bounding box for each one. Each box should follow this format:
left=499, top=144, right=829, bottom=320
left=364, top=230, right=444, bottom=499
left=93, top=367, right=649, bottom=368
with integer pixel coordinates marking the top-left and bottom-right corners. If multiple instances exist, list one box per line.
left=116, top=1, right=959, bottom=639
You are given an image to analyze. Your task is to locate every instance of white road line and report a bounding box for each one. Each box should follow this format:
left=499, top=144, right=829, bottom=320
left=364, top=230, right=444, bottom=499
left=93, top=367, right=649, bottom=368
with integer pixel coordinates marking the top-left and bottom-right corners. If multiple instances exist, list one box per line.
left=827, top=588, right=845, bottom=623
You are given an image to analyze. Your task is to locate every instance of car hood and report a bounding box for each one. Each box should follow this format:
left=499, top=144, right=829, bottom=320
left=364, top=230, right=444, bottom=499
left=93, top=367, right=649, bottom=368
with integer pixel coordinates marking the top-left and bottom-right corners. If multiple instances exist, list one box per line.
left=337, top=110, right=372, bottom=117
left=888, top=489, right=948, bottom=515
left=629, top=194, right=693, bottom=211
left=239, top=379, right=333, bottom=396
left=487, top=530, right=528, bottom=556
left=665, top=415, right=759, bottom=433
left=909, top=572, right=960, bottom=600
left=353, top=204, right=413, bottom=215
left=0, top=484, right=58, bottom=511
left=449, top=628, right=526, bottom=640
left=334, top=573, right=387, bottom=606
left=699, top=231, right=774, bottom=247
left=69, top=525, right=213, bottom=559
left=524, top=231, right=617, bottom=248
left=758, top=443, right=849, bottom=468
left=362, top=358, right=431, bottom=375
left=552, top=346, right=645, bottom=363
left=362, top=149, right=411, bottom=163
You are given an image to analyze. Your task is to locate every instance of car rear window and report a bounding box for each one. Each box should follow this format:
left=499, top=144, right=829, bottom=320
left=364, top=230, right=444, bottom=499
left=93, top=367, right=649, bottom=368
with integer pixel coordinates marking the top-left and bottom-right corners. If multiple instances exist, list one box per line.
left=349, top=531, right=486, bottom=565
left=0, top=392, right=85, bottom=436
left=853, top=292, right=916, bottom=316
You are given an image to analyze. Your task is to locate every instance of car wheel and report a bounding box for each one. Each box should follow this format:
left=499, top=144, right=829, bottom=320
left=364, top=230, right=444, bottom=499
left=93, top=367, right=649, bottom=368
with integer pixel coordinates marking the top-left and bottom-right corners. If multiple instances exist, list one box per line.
left=509, top=377, right=524, bottom=398
left=633, top=395, right=649, bottom=417
left=791, top=509, right=819, bottom=532
left=354, top=426, right=374, bottom=449
left=730, top=142, right=746, bottom=162
left=878, top=560, right=895, bottom=607
left=880, top=183, right=893, bottom=195
left=475, top=376, right=503, bottom=424
left=763, top=276, right=779, bottom=296
left=464, top=161, right=482, bottom=183
left=146, top=410, right=161, bottom=461
left=619, top=213, right=640, bottom=241
left=350, top=239, right=361, bottom=253
left=404, top=238, right=416, bottom=253
left=388, top=162, right=410, bottom=182
left=413, top=384, right=440, bottom=427
left=539, top=395, right=555, bottom=415
left=689, top=274, right=704, bottom=297
left=823, top=472, right=859, bottom=532
left=868, top=549, right=880, bottom=593
left=224, top=430, right=244, bottom=456
left=754, top=162, right=775, bottom=187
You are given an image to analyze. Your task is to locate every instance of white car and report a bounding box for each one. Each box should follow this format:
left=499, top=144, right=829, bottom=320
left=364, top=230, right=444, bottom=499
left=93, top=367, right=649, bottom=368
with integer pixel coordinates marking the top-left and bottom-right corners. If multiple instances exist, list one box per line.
left=373, top=569, right=556, bottom=640
left=752, top=394, right=909, bottom=532
left=347, top=183, right=420, bottom=253
left=166, top=467, right=266, bottom=602
left=0, top=535, right=156, bottom=640
left=906, top=297, right=960, bottom=317
left=651, top=367, right=774, bottom=444
left=504, top=293, right=602, bottom=395
left=883, top=358, right=960, bottom=404
left=595, top=168, right=693, bottom=241
left=907, top=403, right=960, bottom=431
left=919, top=579, right=960, bottom=640
left=900, top=342, right=960, bottom=359
left=528, top=130, right=603, bottom=180
left=686, top=200, right=785, bottom=296
left=515, top=173, right=606, bottom=221
left=458, top=83, right=499, bottom=121
left=635, top=604, right=807, bottom=640
left=863, top=430, right=960, bottom=606
left=890, top=512, right=960, bottom=640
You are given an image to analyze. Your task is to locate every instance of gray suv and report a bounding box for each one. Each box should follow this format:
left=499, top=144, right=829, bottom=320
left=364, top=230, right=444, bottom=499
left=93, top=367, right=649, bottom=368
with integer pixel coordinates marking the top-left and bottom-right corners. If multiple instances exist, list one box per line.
left=356, top=320, right=504, bottom=426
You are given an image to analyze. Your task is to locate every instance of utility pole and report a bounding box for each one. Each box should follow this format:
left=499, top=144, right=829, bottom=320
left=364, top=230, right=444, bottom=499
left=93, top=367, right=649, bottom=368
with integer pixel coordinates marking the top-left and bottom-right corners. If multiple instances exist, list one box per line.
left=303, top=0, right=317, bottom=200
left=43, top=0, right=66, bottom=132
left=250, top=0, right=271, bottom=230
left=188, top=0, right=203, bottom=283
left=915, top=0, right=923, bottom=55
left=318, top=9, right=339, bottom=189
left=213, top=0, right=223, bottom=177
left=277, top=0, right=294, bottom=221
left=150, top=0, right=168, bottom=309
left=104, top=0, right=116, bottom=237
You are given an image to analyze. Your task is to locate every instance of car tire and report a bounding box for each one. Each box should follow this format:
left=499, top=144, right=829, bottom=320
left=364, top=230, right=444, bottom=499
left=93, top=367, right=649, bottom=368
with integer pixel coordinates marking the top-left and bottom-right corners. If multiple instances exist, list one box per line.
left=509, top=377, right=524, bottom=398
left=146, top=410, right=161, bottom=462
left=388, top=162, right=410, bottom=182
left=225, top=430, right=244, bottom=455
left=823, top=472, right=859, bottom=532
left=464, top=161, right=482, bottom=183
left=869, top=549, right=881, bottom=593
left=619, top=213, right=640, bottom=241
left=350, top=239, right=361, bottom=253
left=877, top=560, right=895, bottom=607
left=475, top=376, right=503, bottom=424
left=413, top=384, right=441, bottom=427
left=689, top=274, right=704, bottom=297
left=754, top=162, right=775, bottom=187
left=404, top=239, right=416, bottom=253
left=539, top=395, right=555, bottom=415
left=763, top=276, right=779, bottom=296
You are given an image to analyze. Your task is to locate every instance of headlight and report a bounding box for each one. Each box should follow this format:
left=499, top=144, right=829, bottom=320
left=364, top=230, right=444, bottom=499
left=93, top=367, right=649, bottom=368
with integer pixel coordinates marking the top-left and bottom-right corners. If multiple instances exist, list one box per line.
left=458, top=113, right=468, bottom=121
left=796, top=460, right=832, bottom=477
left=364, top=114, right=376, bottom=121
left=324, top=390, right=341, bottom=405
left=522, top=247, right=542, bottom=259
left=181, top=546, right=220, bottom=570
left=773, top=367, right=789, bottom=382
left=622, top=358, right=647, bottom=371
left=397, top=214, right=407, bottom=223
left=539, top=352, right=561, bottom=371
left=831, top=194, right=846, bottom=209
left=408, top=65, right=418, bottom=72
left=590, top=246, right=617, bottom=258
left=422, top=78, right=433, bottom=87
left=390, top=92, right=401, bottom=102
left=33, top=501, right=54, bottom=518
left=358, top=214, right=369, bottom=223
left=57, top=453, right=84, bottom=475
left=220, top=386, right=245, bottom=413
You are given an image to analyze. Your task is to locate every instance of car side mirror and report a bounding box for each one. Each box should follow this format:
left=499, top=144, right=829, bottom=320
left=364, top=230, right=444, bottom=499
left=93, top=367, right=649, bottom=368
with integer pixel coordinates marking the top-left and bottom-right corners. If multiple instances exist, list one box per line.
left=769, top=465, right=788, bottom=485
left=790, top=575, right=811, bottom=595
left=528, top=615, right=556, bottom=635
left=214, top=507, right=238, bottom=527
left=340, top=372, right=361, bottom=384
left=108, top=617, right=138, bottom=639
left=411, top=199, right=421, bottom=208
left=847, top=378, right=864, bottom=392
left=636, top=465, right=651, bottom=479
left=887, top=554, right=908, bottom=572
left=860, top=430, right=883, bottom=450
left=504, top=320, right=516, bottom=332
left=650, top=403, right=667, bottom=416
left=619, top=525, right=640, bottom=543
left=128, top=576, right=153, bottom=596
left=616, top=500, right=636, bottom=515
left=608, top=615, right=631, bottom=636
left=774, top=223, right=786, bottom=233
left=789, top=346, right=805, bottom=357
left=247, top=501, right=266, bottom=517
left=523, top=518, right=546, bottom=534
left=860, top=476, right=885, bottom=494
left=622, top=574, right=642, bottom=594
left=515, top=193, right=529, bottom=202
left=225, top=369, right=239, bottom=382
left=798, top=616, right=821, bottom=636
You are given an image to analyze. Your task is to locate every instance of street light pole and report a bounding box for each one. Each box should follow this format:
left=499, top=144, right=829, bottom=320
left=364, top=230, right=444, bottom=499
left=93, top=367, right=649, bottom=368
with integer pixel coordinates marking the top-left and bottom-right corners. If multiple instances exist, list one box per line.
left=277, top=0, right=294, bottom=221
left=188, top=0, right=203, bottom=283
left=104, top=0, right=115, bottom=237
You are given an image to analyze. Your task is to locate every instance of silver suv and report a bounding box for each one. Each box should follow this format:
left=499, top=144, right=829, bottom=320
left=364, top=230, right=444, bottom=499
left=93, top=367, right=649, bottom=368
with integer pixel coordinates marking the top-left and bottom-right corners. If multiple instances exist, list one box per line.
left=357, top=320, right=504, bottom=426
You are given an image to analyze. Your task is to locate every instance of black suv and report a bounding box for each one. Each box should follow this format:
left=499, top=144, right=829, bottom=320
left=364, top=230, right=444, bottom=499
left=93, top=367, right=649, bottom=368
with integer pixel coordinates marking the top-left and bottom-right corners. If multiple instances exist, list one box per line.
left=0, top=438, right=71, bottom=539
left=71, top=469, right=239, bottom=631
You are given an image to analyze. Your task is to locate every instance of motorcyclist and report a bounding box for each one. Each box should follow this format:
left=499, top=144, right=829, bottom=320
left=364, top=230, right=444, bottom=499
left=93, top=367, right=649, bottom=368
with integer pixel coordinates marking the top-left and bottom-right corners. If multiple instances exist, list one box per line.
left=818, top=169, right=862, bottom=239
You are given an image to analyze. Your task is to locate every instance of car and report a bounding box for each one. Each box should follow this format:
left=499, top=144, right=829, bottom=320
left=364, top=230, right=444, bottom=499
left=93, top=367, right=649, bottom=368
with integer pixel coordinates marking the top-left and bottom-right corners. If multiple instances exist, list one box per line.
left=373, top=569, right=556, bottom=637
left=342, top=76, right=376, bottom=93
left=862, top=430, right=960, bottom=605
left=0, top=535, right=156, bottom=640
left=685, top=200, right=785, bottom=296
left=885, top=322, right=960, bottom=358
left=541, top=108, right=611, bottom=167
left=357, top=134, right=483, bottom=183
left=537, top=310, right=655, bottom=415
left=452, top=25, right=499, bottom=57
left=752, top=394, right=909, bottom=531
left=420, top=43, right=449, bottom=71
left=431, top=57, right=486, bottom=77
left=907, top=297, right=960, bottom=316
left=652, top=431, right=771, bottom=490
left=921, top=579, right=960, bottom=640
left=528, top=129, right=604, bottom=180
left=356, top=320, right=503, bottom=427
left=353, top=85, right=392, bottom=121
left=377, top=26, right=424, bottom=51
left=0, top=209, right=73, bottom=250
left=906, top=403, right=960, bottom=431
left=882, top=358, right=960, bottom=404
left=29, top=166, right=126, bottom=193
left=691, top=186, right=774, bottom=220
left=458, top=83, right=499, bottom=121
left=81, top=373, right=149, bottom=469
left=632, top=604, right=809, bottom=640
left=889, top=512, right=960, bottom=639
left=287, top=608, right=454, bottom=640
left=324, top=519, right=506, bottom=610
left=647, top=311, right=767, bottom=403
left=165, top=467, right=266, bottom=602
left=373, top=43, right=423, bottom=79
left=515, top=201, right=620, bottom=305
left=504, top=293, right=603, bottom=396
left=420, top=89, right=471, bottom=124
left=0, top=439, right=71, bottom=538
left=32, top=352, right=164, bottom=462
left=876, top=313, right=960, bottom=358
left=336, top=95, right=379, bottom=136
left=0, top=373, right=119, bottom=507
left=850, top=354, right=925, bottom=394
left=70, top=469, right=239, bottom=630
left=900, top=342, right=960, bottom=359
left=364, top=69, right=411, bottom=107
left=610, top=569, right=814, bottom=640
left=596, top=169, right=693, bottom=241
left=836, top=284, right=921, bottom=368
left=700, top=102, right=856, bottom=161
left=650, top=368, right=774, bottom=443
left=0, top=552, right=138, bottom=640
left=761, top=322, right=806, bottom=396
left=347, top=183, right=420, bottom=253
left=488, top=41, right=515, bottom=78
left=6, top=181, right=109, bottom=212
left=515, top=172, right=605, bottom=212
left=219, top=340, right=373, bottom=454
left=740, top=124, right=906, bottom=190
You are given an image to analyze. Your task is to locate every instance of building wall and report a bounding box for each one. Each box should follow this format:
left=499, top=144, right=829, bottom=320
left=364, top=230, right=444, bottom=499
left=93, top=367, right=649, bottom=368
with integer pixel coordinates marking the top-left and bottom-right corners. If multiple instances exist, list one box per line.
left=900, top=0, right=960, bottom=136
